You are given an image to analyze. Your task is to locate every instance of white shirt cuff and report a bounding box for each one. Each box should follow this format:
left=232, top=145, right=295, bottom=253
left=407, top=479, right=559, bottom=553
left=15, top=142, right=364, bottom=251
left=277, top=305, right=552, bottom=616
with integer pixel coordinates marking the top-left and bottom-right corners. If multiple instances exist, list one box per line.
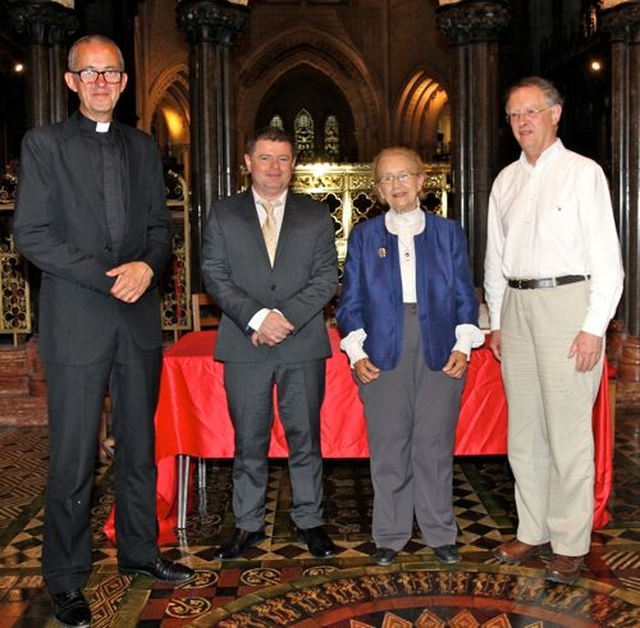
left=339, top=328, right=368, bottom=367
left=248, top=308, right=271, bottom=333
left=452, top=323, right=485, bottom=359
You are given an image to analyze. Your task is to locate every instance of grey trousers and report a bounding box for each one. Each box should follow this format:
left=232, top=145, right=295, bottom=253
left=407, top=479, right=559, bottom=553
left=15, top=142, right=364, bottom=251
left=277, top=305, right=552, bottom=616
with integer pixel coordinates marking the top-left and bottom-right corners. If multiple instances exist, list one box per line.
left=359, top=305, right=464, bottom=551
left=224, top=355, right=326, bottom=531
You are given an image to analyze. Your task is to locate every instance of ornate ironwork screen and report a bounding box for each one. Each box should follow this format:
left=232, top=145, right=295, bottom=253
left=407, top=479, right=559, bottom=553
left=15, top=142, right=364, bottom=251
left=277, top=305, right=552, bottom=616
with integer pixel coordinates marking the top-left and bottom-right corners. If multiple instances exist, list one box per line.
left=159, top=170, right=191, bottom=339
left=1, top=162, right=449, bottom=343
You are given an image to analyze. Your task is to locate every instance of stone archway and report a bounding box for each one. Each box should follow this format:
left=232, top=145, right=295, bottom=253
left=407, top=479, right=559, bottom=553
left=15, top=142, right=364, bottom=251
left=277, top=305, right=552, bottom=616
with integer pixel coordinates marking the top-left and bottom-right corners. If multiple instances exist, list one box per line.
left=147, top=64, right=191, bottom=176
left=395, top=70, right=450, bottom=163
left=235, top=25, right=382, bottom=163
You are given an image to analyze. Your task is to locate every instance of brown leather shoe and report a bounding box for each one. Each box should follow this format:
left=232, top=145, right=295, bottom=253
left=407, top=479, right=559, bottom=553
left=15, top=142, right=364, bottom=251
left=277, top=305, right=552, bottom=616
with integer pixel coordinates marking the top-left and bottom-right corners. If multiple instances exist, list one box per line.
left=545, top=554, right=584, bottom=585
left=493, top=539, right=551, bottom=565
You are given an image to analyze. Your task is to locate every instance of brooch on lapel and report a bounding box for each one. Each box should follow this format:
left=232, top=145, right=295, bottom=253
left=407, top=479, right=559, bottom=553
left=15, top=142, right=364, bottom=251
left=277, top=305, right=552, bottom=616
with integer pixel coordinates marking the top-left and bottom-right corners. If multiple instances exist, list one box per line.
left=377, top=247, right=387, bottom=258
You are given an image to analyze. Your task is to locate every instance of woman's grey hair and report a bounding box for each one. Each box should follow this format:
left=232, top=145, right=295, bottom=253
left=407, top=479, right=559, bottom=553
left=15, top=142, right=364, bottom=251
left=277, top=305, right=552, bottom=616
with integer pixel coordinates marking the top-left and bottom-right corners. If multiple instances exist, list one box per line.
left=372, top=146, right=424, bottom=181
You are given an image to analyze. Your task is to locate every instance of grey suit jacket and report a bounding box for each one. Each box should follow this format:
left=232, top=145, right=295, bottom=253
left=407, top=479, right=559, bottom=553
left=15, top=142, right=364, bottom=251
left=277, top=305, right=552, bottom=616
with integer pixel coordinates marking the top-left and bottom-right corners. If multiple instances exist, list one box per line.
left=201, top=189, right=338, bottom=363
left=12, top=111, right=172, bottom=365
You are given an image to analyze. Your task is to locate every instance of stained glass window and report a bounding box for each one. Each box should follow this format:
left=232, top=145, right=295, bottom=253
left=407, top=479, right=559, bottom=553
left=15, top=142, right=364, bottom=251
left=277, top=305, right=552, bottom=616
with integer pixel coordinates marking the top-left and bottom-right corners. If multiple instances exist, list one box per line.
left=294, top=109, right=315, bottom=161
left=324, top=115, right=340, bottom=162
left=269, top=114, right=284, bottom=130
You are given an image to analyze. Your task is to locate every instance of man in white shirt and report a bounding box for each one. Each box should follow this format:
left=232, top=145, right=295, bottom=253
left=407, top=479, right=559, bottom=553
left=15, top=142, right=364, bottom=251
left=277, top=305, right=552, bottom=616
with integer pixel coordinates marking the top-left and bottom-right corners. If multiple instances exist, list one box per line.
left=484, top=76, right=624, bottom=585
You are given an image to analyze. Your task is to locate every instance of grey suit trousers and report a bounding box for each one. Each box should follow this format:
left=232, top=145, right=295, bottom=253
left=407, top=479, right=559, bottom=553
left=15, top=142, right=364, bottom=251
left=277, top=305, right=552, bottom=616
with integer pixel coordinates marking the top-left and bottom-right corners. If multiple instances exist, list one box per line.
left=224, top=353, right=326, bottom=531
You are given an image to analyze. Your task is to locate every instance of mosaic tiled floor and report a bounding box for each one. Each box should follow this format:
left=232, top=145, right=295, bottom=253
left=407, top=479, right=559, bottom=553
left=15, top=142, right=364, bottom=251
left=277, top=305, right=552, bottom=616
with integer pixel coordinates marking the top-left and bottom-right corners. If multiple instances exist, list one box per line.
left=0, top=412, right=638, bottom=626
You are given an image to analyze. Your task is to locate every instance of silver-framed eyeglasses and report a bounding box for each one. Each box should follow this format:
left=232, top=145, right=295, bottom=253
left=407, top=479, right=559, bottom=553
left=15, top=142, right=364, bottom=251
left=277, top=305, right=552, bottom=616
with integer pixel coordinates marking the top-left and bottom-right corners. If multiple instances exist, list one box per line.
left=505, top=105, right=552, bottom=123
left=70, top=68, right=124, bottom=84
left=376, top=172, right=419, bottom=185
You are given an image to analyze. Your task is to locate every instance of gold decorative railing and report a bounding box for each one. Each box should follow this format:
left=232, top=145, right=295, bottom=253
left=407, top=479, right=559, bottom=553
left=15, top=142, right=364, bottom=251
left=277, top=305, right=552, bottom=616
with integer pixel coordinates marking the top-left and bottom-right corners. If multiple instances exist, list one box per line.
left=1, top=162, right=450, bottom=343
left=0, top=204, right=31, bottom=344
left=289, top=163, right=449, bottom=265
left=159, top=170, right=192, bottom=340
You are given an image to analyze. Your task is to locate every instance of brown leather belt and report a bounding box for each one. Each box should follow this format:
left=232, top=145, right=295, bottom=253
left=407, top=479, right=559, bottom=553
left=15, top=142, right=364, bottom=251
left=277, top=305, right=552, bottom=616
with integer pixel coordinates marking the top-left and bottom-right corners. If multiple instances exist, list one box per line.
left=507, top=275, right=590, bottom=290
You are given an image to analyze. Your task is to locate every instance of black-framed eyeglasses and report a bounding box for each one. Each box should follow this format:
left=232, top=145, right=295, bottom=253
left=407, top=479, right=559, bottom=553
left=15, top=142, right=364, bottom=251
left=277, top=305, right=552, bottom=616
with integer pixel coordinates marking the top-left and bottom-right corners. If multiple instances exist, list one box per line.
left=69, top=68, right=124, bottom=84
left=505, top=105, right=552, bottom=124
left=376, top=172, right=419, bottom=185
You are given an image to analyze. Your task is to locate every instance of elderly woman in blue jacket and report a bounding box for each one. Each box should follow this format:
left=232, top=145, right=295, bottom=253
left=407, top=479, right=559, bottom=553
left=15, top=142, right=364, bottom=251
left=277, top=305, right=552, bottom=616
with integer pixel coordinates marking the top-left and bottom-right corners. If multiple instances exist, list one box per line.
left=336, top=147, right=483, bottom=566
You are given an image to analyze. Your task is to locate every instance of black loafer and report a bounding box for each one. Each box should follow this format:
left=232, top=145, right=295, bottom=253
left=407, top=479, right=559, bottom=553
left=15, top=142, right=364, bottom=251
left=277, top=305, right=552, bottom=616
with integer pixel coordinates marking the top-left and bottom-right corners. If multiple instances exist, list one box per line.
left=296, top=525, right=337, bottom=558
left=432, top=544, right=460, bottom=564
left=373, top=547, right=398, bottom=566
left=213, top=527, right=267, bottom=560
left=120, top=556, right=195, bottom=583
left=51, top=589, right=91, bottom=627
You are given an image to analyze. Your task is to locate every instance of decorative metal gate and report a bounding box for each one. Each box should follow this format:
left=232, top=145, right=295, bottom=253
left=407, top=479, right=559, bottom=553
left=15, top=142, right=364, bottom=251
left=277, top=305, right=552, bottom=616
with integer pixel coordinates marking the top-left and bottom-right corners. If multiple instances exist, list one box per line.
left=0, top=162, right=449, bottom=344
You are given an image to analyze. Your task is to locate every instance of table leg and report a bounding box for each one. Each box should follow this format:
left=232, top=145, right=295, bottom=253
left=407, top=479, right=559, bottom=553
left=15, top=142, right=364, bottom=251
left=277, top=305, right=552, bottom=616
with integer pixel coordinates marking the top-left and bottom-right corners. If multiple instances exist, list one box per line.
left=177, top=454, right=190, bottom=529
left=197, top=458, right=207, bottom=488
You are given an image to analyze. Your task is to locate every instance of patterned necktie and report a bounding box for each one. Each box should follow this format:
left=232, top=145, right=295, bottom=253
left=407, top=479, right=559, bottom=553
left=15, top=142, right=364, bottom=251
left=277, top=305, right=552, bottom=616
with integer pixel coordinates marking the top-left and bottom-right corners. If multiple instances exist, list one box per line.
left=260, top=200, right=277, bottom=265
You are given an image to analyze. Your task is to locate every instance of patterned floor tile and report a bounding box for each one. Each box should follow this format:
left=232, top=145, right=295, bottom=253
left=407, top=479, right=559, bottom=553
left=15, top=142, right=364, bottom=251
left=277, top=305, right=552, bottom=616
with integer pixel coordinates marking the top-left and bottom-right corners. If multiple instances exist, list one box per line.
left=0, top=412, right=638, bottom=625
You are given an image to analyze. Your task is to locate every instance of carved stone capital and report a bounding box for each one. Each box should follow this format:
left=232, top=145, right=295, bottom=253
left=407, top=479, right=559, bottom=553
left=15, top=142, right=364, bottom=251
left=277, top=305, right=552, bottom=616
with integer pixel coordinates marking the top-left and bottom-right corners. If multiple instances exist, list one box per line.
left=176, top=0, right=250, bottom=46
left=601, top=1, right=640, bottom=44
left=8, top=1, right=78, bottom=46
left=436, top=0, right=510, bottom=45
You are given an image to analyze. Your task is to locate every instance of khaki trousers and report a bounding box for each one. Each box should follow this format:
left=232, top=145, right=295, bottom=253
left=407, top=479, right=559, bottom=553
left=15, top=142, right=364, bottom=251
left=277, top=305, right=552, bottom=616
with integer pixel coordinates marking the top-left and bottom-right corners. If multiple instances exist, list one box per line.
left=500, top=280, right=602, bottom=556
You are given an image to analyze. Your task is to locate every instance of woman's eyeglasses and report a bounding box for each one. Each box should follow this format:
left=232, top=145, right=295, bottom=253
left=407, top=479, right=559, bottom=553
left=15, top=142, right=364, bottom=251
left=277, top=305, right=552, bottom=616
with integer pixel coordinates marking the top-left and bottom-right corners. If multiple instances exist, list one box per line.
left=376, top=172, right=419, bottom=185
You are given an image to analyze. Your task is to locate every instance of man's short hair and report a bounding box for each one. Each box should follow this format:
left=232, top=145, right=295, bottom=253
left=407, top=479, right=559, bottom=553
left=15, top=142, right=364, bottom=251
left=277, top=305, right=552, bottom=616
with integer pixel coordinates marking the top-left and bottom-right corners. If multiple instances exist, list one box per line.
left=507, top=76, right=564, bottom=108
left=245, top=127, right=295, bottom=156
left=68, top=34, right=125, bottom=71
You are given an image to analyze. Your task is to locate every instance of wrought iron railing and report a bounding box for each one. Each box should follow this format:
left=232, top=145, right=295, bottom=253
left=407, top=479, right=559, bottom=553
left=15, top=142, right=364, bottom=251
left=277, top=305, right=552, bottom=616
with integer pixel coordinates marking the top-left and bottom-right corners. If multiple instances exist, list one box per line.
left=0, top=201, right=31, bottom=344
left=1, top=162, right=450, bottom=343
left=159, top=170, right=191, bottom=340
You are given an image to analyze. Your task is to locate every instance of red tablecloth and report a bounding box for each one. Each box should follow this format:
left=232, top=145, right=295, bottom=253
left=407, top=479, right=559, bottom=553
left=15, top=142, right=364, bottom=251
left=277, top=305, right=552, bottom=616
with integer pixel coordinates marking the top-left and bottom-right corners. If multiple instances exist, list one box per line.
left=105, top=329, right=612, bottom=541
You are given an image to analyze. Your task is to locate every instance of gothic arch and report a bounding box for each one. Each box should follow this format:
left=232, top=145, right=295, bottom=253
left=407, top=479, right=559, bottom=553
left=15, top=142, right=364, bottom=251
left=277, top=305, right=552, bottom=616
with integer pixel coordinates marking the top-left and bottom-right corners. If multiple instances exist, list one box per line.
left=147, top=64, right=190, bottom=128
left=146, top=64, right=190, bottom=165
left=395, top=70, right=450, bottom=162
left=236, top=26, right=382, bottom=161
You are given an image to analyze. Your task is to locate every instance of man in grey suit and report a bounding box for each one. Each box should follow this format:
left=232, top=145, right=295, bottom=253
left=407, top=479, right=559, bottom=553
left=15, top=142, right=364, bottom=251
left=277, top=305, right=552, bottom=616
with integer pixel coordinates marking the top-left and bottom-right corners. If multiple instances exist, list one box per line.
left=13, top=34, right=194, bottom=628
left=202, top=127, right=338, bottom=560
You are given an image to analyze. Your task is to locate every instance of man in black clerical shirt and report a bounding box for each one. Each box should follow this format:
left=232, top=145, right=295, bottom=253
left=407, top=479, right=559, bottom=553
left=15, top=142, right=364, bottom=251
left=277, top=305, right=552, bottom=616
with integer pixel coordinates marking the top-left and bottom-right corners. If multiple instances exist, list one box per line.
left=13, top=34, right=194, bottom=628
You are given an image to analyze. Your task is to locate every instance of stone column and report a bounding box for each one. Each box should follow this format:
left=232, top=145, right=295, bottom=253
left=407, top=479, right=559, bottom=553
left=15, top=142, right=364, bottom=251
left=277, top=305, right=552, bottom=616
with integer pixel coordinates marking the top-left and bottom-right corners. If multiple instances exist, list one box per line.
left=436, top=0, right=510, bottom=286
left=600, top=2, right=640, bottom=398
left=176, top=0, right=249, bottom=290
left=601, top=1, right=640, bottom=336
left=8, top=0, right=79, bottom=128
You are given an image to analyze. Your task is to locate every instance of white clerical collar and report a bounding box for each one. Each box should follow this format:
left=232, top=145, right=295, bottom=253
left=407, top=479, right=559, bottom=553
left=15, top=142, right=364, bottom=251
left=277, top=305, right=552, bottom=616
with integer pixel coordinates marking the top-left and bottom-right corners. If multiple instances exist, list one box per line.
left=96, top=121, right=111, bottom=133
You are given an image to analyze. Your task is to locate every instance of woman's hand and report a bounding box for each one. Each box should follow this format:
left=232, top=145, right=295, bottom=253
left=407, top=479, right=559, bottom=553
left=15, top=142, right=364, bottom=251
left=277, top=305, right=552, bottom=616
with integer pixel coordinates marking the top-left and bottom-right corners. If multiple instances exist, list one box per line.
left=354, top=358, right=381, bottom=384
left=442, top=350, right=468, bottom=379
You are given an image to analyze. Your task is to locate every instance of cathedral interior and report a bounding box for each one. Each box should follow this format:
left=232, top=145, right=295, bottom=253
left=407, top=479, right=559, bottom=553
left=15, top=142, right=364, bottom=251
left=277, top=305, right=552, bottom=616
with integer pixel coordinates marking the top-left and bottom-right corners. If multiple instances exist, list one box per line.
left=0, top=0, right=639, bottom=625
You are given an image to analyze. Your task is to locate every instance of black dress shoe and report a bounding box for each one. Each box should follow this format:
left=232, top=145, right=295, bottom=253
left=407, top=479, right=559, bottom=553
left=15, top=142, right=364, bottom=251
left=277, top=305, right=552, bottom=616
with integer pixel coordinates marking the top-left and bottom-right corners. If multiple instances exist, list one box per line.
left=213, top=527, right=267, bottom=560
left=373, top=547, right=398, bottom=566
left=51, top=589, right=92, bottom=627
left=120, top=556, right=195, bottom=583
left=432, top=544, right=460, bottom=565
left=296, top=526, right=337, bottom=558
